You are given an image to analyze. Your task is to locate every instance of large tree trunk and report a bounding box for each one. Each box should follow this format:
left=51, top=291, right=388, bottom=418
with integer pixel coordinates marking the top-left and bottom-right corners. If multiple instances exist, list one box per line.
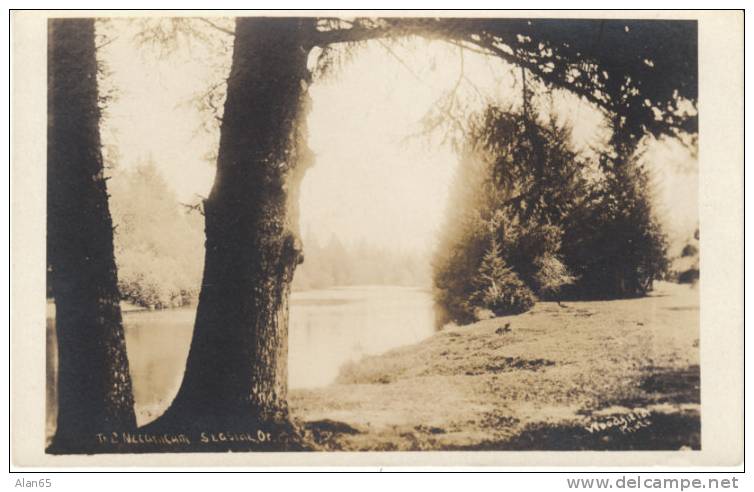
left=147, top=18, right=315, bottom=450
left=47, top=18, right=137, bottom=453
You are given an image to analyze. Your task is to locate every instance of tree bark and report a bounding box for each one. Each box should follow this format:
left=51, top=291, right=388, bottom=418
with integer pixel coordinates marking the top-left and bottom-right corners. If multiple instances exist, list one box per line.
left=47, top=18, right=137, bottom=453
left=147, top=18, right=316, bottom=449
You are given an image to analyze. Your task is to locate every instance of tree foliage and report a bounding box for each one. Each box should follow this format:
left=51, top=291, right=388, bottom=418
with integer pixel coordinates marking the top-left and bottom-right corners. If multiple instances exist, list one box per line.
left=560, top=133, right=669, bottom=298
left=108, top=160, right=205, bottom=309
left=434, top=96, right=671, bottom=324
left=433, top=103, right=585, bottom=323
left=316, top=17, right=697, bottom=142
left=136, top=16, right=698, bottom=155
left=468, top=237, right=536, bottom=316
left=668, top=228, right=699, bottom=285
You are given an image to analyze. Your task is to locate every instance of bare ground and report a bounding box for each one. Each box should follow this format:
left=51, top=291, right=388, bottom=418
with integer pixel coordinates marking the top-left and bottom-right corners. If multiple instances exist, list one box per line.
left=290, top=282, right=700, bottom=451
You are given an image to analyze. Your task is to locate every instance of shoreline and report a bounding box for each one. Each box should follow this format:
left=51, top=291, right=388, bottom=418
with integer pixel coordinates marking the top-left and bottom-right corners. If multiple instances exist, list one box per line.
left=290, top=281, right=700, bottom=451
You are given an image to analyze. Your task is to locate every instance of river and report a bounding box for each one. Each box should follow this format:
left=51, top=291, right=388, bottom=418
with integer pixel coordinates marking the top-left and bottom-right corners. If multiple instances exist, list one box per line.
left=46, top=285, right=437, bottom=427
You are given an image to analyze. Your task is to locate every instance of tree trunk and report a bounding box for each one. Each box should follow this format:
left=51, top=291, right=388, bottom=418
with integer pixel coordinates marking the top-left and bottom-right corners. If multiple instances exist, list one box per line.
left=47, top=18, right=137, bottom=453
left=147, top=18, right=315, bottom=450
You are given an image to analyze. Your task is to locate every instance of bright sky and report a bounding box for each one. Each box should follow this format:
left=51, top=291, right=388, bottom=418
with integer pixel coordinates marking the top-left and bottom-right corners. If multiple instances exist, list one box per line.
left=98, top=19, right=698, bottom=257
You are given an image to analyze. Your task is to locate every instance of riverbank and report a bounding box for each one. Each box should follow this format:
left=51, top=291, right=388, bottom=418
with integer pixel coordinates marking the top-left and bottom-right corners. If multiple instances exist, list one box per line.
left=290, top=281, right=700, bottom=450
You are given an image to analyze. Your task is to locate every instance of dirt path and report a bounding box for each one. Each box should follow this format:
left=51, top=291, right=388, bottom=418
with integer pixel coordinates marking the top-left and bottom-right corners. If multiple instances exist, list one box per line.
left=290, top=282, right=700, bottom=451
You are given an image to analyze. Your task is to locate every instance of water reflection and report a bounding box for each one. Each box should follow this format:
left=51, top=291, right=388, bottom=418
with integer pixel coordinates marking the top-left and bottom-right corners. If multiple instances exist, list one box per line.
left=46, top=285, right=436, bottom=429
left=288, top=286, right=436, bottom=388
left=120, top=307, right=195, bottom=424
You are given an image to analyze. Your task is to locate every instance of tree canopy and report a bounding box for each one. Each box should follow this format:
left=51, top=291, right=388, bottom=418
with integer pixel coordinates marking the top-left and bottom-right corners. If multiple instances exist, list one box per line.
left=315, top=17, right=697, bottom=141
left=134, top=16, right=698, bottom=153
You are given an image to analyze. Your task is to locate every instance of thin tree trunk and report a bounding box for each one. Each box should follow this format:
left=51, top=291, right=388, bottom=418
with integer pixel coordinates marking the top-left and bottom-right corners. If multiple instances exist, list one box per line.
left=47, top=18, right=137, bottom=453
left=147, top=18, right=315, bottom=450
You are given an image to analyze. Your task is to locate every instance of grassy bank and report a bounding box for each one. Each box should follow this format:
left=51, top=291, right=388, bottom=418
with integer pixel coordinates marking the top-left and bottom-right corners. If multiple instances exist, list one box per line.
left=290, top=282, right=700, bottom=451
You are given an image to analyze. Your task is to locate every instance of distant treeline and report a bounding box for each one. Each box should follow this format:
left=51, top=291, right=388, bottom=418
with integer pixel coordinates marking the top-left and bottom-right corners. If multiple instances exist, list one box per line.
left=109, top=161, right=205, bottom=309
left=433, top=103, right=670, bottom=325
left=107, top=161, right=430, bottom=309
left=292, top=233, right=430, bottom=291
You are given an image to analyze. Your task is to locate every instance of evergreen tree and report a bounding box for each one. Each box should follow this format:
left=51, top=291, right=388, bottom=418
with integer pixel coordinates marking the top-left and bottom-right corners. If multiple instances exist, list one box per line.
left=468, top=238, right=535, bottom=316
left=433, top=103, right=585, bottom=323
left=109, top=159, right=205, bottom=308
left=47, top=18, right=136, bottom=453
left=561, top=127, right=669, bottom=298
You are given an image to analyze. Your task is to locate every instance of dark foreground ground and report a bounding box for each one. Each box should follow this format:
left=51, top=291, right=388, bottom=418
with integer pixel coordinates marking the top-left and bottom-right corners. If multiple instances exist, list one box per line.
left=291, top=282, right=700, bottom=451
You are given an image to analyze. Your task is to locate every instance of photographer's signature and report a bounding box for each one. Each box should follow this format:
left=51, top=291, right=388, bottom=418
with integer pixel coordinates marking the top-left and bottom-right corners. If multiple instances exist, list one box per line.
left=584, top=409, right=652, bottom=434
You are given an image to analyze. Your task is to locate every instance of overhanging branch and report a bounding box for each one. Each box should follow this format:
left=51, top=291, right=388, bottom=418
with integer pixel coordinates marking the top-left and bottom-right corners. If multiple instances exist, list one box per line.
left=197, top=17, right=235, bottom=36
left=312, top=17, right=695, bottom=139
left=314, top=19, right=611, bottom=113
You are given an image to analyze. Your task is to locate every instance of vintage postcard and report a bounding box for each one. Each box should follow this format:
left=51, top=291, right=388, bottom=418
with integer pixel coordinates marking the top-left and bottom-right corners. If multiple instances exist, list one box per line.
left=10, top=10, right=743, bottom=467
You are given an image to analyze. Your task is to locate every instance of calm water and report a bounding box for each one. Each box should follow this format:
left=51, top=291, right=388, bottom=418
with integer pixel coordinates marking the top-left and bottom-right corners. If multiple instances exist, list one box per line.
left=46, top=286, right=436, bottom=427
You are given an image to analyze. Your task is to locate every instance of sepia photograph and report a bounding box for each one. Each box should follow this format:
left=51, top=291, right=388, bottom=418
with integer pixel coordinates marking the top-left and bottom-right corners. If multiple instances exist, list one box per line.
left=8, top=9, right=745, bottom=470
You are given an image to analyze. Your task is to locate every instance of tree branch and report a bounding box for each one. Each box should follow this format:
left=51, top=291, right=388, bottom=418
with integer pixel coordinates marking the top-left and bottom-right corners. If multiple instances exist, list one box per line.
left=314, top=24, right=392, bottom=46
left=315, top=20, right=609, bottom=113
left=196, top=17, right=235, bottom=36
left=375, top=39, right=423, bottom=84
left=312, top=17, right=693, bottom=139
left=95, top=35, right=119, bottom=51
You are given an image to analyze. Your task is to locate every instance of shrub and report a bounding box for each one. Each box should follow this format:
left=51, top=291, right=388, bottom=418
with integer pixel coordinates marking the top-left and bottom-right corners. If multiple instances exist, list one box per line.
left=115, top=245, right=199, bottom=309
left=669, top=228, right=699, bottom=285
left=681, top=244, right=698, bottom=258
left=504, top=222, right=576, bottom=298
left=532, top=253, right=576, bottom=299
left=468, top=239, right=536, bottom=316
left=677, top=268, right=699, bottom=285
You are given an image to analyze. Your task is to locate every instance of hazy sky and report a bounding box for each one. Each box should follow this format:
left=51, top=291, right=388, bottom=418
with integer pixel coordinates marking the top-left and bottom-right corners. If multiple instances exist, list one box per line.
left=98, top=19, right=698, bottom=256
